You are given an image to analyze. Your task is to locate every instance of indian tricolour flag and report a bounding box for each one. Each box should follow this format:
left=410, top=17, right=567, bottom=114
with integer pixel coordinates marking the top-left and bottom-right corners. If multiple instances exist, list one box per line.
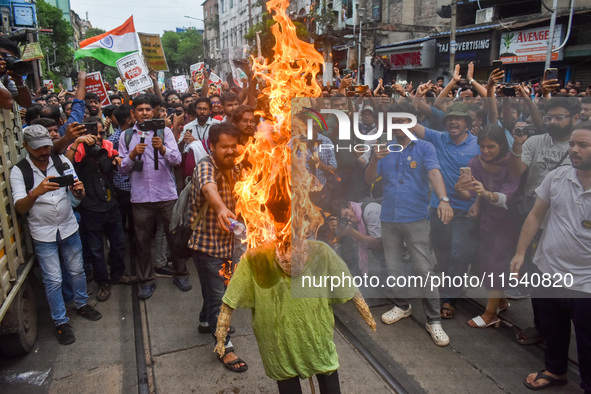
left=74, top=16, right=138, bottom=67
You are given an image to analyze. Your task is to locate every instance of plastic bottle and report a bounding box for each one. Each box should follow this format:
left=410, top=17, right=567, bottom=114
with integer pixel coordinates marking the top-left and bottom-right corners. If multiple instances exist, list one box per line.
left=228, top=219, right=246, bottom=236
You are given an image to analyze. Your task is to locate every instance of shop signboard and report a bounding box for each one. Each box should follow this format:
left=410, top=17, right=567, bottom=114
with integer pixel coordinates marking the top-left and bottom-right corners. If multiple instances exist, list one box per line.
left=436, top=33, right=492, bottom=66
left=499, top=25, right=563, bottom=63
left=378, top=40, right=435, bottom=70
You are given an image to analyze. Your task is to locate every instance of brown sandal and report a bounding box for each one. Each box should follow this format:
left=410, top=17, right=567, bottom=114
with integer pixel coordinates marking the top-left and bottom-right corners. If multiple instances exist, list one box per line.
left=440, top=303, right=455, bottom=319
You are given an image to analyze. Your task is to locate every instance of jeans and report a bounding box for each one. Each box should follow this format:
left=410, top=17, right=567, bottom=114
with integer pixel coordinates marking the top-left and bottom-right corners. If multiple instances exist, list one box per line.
left=192, top=250, right=230, bottom=346
left=80, top=205, right=127, bottom=284
left=537, top=292, right=591, bottom=393
left=429, top=208, right=479, bottom=304
left=381, top=220, right=441, bottom=323
left=33, top=231, right=88, bottom=326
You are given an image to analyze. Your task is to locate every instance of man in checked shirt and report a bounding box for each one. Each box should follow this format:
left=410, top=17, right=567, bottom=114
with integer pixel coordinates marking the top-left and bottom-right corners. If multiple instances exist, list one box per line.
left=188, top=122, right=247, bottom=373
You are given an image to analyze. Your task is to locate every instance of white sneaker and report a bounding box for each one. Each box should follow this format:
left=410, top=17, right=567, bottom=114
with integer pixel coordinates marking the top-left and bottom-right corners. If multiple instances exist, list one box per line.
left=426, top=322, right=450, bottom=346
left=381, top=305, right=412, bottom=324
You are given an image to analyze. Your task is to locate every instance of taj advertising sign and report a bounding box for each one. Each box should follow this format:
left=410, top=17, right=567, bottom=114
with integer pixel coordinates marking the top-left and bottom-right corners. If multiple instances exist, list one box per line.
left=499, top=25, right=563, bottom=64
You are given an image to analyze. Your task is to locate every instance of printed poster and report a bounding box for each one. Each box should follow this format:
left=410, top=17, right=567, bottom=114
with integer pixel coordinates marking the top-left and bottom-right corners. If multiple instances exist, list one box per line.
left=499, top=25, right=564, bottom=64
left=85, top=72, right=111, bottom=106
left=171, top=75, right=189, bottom=93
left=137, top=32, right=169, bottom=71
left=43, top=80, right=54, bottom=91
left=190, top=62, right=205, bottom=90
left=116, top=52, right=153, bottom=95
left=207, top=72, right=222, bottom=96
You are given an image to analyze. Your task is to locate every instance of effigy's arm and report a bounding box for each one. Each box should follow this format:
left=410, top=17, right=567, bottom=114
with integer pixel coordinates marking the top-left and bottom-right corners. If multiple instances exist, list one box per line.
left=214, top=303, right=235, bottom=357
left=352, top=291, right=377, bottom=331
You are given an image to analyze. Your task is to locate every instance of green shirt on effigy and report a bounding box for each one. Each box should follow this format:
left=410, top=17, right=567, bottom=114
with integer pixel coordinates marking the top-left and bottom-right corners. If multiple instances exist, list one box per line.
left=222, top=240, right=358, bottom=381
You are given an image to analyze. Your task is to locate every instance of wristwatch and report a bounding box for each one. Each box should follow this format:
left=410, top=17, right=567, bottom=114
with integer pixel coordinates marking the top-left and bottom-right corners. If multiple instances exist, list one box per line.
left=439, top=196, right=450, bottom=202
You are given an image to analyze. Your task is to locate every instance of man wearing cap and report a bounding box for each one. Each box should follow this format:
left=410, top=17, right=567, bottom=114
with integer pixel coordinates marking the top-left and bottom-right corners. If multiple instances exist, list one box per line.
left=10, top=125, right=102, bottom=346
left=411, top=102, right=480, bottom=319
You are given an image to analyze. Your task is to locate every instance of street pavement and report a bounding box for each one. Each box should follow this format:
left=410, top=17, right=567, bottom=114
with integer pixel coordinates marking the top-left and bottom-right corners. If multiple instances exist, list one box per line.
left=0, top=258, right=583, bottom=393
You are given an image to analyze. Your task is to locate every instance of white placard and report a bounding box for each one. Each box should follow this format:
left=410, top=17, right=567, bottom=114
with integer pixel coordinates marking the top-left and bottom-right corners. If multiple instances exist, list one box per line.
left=171, top=75, right=189, bottom=93
left=116, top=52, right=153, bottom=95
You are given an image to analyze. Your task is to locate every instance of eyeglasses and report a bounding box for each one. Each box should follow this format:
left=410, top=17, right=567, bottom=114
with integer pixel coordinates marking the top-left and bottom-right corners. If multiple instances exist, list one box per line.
left=210, top=101, right=221, bottom=105
left=542, top=114, right=571, bottom=123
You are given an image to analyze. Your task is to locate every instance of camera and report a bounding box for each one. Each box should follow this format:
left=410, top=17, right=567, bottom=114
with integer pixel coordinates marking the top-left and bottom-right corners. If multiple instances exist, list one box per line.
left=138, top=119, right=165, bottom=132
left=337, top=217, right=350, bottom=230
left=514, top=124, right=537, bottom=137
left=1, top=53, right=33, bottom=76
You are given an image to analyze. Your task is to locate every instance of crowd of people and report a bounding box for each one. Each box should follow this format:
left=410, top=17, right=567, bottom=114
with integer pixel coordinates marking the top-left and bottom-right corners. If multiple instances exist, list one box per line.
left=2, top=29, right=590, bottom=392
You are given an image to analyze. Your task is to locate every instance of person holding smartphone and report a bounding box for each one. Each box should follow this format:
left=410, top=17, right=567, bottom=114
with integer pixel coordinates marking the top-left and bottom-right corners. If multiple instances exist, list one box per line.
left=10, top=124, right=102, bottom=346
left=65, top=117, right=137, bottom=303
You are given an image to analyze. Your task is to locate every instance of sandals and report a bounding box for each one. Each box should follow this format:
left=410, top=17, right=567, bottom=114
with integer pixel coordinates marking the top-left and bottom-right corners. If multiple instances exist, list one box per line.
left=467, top=315, right=500, bottom=328
left=218, top=347, right=248, bottom=373
left=497, top=302, right=510, bottom=313
left=516, top=327, right=543, bottom=346
left=440, top=303, right=455, bottom=319
left=523, top=370, right=567, bottom=390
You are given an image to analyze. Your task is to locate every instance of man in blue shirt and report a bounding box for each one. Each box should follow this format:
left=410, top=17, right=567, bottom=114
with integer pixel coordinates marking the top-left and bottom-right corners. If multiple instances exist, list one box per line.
left=365, top=102, right=452, bottom=346
left=411, top=102, right=480, bottom=319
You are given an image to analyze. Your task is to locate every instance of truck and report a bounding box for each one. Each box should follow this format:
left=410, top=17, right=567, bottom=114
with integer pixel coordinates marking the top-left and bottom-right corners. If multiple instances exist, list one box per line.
left=0, top=103, right=38, bottom=356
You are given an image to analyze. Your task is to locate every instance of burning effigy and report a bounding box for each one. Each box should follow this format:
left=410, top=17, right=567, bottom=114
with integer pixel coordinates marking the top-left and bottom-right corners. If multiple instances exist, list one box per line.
left=214, top=0, right=376, bottom=390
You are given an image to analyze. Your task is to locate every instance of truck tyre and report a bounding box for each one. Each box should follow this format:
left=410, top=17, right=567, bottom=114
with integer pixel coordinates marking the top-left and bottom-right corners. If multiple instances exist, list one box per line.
left=0, top=280, right=37, bottom=356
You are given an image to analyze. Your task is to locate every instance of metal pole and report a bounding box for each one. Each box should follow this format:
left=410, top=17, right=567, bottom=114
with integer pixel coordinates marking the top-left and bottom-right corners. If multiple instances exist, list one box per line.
left=544, top=0, right=559, bottom=70
left=449, top=0, right=457, bottom=76
left=358, top=18, right=362, bottom=85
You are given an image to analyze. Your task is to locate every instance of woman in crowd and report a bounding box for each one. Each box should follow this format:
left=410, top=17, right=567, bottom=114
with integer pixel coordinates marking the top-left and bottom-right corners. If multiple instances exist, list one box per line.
left=455, top=124, right=521, bottom=328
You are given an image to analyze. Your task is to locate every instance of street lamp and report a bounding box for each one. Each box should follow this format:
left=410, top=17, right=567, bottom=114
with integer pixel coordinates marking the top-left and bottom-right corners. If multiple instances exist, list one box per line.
left=45, top=42, right=57, bottom=73
left=357, top=7, right=366, bottom=85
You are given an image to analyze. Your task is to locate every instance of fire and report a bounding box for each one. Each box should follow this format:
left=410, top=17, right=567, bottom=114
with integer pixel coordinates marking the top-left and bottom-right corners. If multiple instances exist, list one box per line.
left=234, top=0, right=325, bottom=250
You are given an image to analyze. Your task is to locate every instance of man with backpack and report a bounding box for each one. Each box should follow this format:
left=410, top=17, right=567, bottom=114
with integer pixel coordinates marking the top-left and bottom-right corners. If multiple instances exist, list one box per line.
left=118, top=94, right=188, bottom=299
left=10, top=125, right=102, bottom=345
left=365, top=102, right=452, bottom=347
left=65, top=117, right=137, bottom=302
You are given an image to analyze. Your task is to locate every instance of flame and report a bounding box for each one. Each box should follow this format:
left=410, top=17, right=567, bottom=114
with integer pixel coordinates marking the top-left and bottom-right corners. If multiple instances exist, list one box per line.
left=235, top=0, right=325, bottom=252
left=218, top=261, right=235, bottom=286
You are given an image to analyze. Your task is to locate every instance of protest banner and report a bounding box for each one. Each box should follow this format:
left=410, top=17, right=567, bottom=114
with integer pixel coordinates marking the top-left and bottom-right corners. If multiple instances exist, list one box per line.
left=43, top=80, right=54, bottom=91
left=157, top=71, right=166, bottom=92
left=230, top=61, right=247, bottom=88
left=20, top=42, right=44, bottom=61
left=116, top=52, right=153, bottom=95
left=171, top=75, right=189, bottom=93
left=116, top=77, right=126, bottom=92
left=85, top=72, right=111, bottom=106
left=190, top=62, right=205, bottom=90
left=207, top=72, right=222, bottom=95
left=137, top=32, right=169, bottom=71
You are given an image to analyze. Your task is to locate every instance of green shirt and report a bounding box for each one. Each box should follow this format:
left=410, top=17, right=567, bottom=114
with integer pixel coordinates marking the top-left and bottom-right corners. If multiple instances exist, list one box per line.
left=222, top=241, right=357, bottom=380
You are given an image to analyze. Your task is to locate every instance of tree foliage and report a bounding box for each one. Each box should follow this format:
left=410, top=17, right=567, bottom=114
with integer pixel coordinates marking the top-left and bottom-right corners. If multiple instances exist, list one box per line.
left=80, top=27, right=120, bottom=84
left=36, top=0, right=74, bottom=82
left=162, top=29, right=204, bottom=75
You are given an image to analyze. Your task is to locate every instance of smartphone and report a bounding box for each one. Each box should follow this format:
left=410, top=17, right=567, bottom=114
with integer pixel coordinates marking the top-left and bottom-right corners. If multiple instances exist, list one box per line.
left=81, top=122, right=98, bottom=135
left=502, top=86, right=516, bottom=96
left=492, top=60, right=503, bottom=70
left=166, top=107, right=176, bottom=117
left=138, top=119, right=166, bottom=132
left=51, top=175, right=75, bottom=187
left=545, top=68, right=558, bottom=81
left=460, top=167, right=472, bottom=177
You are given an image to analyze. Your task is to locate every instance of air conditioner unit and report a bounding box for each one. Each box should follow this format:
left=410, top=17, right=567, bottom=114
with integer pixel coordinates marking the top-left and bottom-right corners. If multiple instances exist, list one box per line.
left=475, top=7, right=495, bottom=24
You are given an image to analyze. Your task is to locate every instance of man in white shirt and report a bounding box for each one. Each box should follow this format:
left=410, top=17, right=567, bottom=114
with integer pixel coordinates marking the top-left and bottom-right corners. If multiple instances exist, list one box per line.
left=10, top=125, right=102, bottom=346
left=178, top=97, right=219, bottom=153
left=511, top=121, right=591, bottom=391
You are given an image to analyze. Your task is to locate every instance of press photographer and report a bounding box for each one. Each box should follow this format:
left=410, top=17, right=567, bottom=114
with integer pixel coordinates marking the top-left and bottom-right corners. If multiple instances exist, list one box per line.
left=65, top=118, right=136, bottom=302
left=0, top=37, right=33, bottom=109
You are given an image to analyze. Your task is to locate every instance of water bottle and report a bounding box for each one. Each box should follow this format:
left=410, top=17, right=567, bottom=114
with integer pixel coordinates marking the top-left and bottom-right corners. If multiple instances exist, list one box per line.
left=228, top=219, right=246, bottom=236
